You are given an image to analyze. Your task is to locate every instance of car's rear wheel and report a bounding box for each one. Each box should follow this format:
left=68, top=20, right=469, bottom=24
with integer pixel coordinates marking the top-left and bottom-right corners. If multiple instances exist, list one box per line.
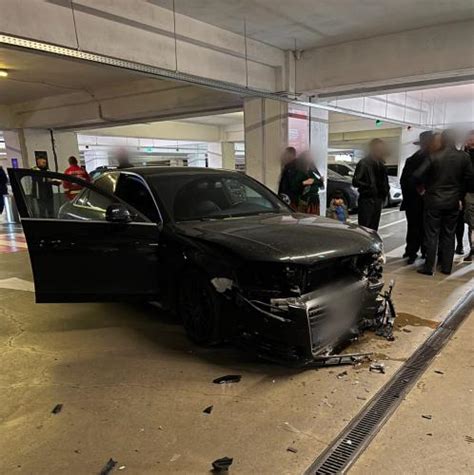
left=178, top=269, right=222, bottom=346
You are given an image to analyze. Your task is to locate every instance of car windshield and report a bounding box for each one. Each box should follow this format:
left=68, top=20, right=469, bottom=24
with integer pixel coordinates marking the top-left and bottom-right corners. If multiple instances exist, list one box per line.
left=148, top=172, right=288, bottom=222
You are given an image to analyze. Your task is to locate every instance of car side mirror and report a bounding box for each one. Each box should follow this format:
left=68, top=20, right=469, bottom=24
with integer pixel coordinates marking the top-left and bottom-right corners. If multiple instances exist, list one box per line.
left=106, top=203, right=133, bottom=223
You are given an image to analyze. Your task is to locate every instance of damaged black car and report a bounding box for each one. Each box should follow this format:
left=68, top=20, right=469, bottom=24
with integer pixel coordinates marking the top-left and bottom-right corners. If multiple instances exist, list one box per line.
left=9, top=167, right=386, bottom=365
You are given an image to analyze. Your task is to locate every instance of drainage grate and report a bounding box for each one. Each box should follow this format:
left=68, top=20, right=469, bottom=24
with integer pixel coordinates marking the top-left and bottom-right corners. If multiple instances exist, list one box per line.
left=305, top=290, right=473, bottom=475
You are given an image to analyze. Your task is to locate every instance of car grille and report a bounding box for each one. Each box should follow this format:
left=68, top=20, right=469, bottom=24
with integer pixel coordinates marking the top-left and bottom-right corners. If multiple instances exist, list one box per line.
left=306, top=279, right=367, bottom=355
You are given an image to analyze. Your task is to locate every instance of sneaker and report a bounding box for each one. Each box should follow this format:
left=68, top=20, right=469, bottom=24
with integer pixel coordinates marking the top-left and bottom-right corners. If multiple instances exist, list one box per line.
left=441, top=269, right=451, bottom=275
left=455, top=246, right=464, bottom=255
left=407, top=256, right=417, bottom=265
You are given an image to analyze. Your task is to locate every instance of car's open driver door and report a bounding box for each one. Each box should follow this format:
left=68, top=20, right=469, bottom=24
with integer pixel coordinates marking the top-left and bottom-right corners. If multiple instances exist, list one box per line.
left=8, top=168, right=160, bottom=302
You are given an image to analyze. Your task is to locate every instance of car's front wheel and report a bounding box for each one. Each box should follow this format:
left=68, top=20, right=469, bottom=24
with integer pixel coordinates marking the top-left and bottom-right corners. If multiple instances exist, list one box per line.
left=178, top=269, right=223, bottom=346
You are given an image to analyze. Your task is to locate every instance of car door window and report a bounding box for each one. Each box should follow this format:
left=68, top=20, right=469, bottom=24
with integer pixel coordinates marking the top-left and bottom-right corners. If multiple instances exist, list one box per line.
left=115, top=174, right=159, bottom=222
left=94, top=173, right=119, bottom=195
left=18, top=173, right=145, bottom=222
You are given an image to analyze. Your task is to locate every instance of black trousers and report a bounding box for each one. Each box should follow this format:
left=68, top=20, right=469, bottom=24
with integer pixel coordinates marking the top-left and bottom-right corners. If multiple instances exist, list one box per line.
left=358, top=197, right=383, bottom=231
left=0, top=194, right=4, bottom=215
left=423, top=207, right=459, bottom=274
left=455, top=210, right=465, bottom=250
left=404, top=201, right=425, bottom=258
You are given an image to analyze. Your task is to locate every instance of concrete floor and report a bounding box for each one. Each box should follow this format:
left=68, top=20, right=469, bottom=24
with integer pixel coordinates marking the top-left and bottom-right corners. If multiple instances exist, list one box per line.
left=351, top=310, right=474, bottom=475
left=0, top=213, right=472, bottom=474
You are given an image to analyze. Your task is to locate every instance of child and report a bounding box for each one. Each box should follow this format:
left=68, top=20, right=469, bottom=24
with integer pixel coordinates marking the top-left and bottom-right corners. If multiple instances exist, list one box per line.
left=327, top=193, right=348, bottom=223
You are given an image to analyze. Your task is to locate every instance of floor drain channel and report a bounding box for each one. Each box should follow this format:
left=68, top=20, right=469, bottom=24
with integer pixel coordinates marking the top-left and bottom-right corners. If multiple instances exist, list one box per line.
left=305, top=290, right=473, bottom=475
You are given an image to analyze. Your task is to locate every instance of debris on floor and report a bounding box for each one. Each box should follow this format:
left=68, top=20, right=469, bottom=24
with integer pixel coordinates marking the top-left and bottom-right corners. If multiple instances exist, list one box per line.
left=211, top=456, right=233, bottom=472
left=287, top=447, right=298, bottom=453
left=99, top=458, right=117, bottom=475
left=434, top=370, right=444, bottom=375
left=118, top=466, right=126, bottom=471
left=213, top=375, right=242, bottom=384
left=170, top=454, right=181, bottom=462
left=337, top=370, right=348, bottom=379
left=51, top=404, right=63, bottom=414
left=369, top=362, right=385, bottom=374
left=422, top=414, right=432, bottom=420
left=281, top=421, right=302, bottom=434
left=361, top=280, right=397, bottom=341
left=203, top=405, right=214, bottom=414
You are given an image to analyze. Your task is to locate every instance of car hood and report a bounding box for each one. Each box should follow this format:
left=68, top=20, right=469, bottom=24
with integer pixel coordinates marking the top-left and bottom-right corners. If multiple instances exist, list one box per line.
left=175, top=213, right=382, bottom=265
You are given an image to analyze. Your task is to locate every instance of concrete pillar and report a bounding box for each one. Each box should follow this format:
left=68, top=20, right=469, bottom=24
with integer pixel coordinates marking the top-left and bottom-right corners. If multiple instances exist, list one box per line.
left=2, top=130, right=24, bottom=168
left=399, top=126, right=424, bottom=178
left=207, top=142, right=236, bottom=170
left=310, top=108, right=329, bottom=215
left=19, top=129, right=80, bottom=171
left=244, top=98, right=288, bottom=191
left=207, top=143, right=222, bottom=168
left=222, top=142, right=236, bottom=170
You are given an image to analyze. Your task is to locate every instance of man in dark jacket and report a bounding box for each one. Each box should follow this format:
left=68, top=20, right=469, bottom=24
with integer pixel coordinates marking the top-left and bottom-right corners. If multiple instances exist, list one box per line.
left=352, top=138, right=390, bottom=231
left=415, top=130, right=474, bottom=275
left=0, top=166, right=8, bottom=216
left=400, top=131, right=433, bottom=264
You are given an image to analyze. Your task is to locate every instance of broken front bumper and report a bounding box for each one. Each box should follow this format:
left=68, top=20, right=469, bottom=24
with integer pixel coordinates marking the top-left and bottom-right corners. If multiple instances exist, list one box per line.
left=239, top=278, right=383, bottom=364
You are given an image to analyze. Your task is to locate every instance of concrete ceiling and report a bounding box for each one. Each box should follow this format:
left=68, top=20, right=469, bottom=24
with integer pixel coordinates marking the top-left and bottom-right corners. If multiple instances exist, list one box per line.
left=154, top=0, right=474, bottom=49
left=0, top=46, right=151, bottom=104
left=178, top=111, right=243, bottom=126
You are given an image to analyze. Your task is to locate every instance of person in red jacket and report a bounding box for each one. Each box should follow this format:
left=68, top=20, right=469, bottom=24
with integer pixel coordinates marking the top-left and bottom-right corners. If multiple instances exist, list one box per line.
left=63, top=156, right=90, bottom=200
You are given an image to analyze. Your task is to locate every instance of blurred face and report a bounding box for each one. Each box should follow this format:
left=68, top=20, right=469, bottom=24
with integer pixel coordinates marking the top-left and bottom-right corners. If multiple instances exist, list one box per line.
left=370, top=142, right=386, bottom=160
left=466, top=133, right=474, bottom=150
left=36, top=158, right=47, bottom=169
left=430, top=134, right=442, bottom=153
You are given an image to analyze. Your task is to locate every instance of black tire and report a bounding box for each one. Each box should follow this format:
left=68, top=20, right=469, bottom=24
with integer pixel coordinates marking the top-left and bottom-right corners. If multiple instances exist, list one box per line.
left=178, top=269, right=222, bottom=346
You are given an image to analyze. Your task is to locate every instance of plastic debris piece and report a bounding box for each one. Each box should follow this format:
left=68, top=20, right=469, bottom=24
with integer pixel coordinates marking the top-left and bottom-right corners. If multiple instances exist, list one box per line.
left=422, top=415, right=432, bottom=420
left=337, top=371, right=348, bottom=379
left=118, top=466, right=126, bottom=471
left=203, top=405, right=214, bottom=415
left=213, top=375, right=241, bottom=384
left=51, top=404, right=63, bottom=414
left=211, top=277, right=233, bottom=293
left=287, top=447, right=298, bottom=453
left=170, top=454, right=181, bottom=462
left=434, top=370, right=444, bottom=375
left=346, top=439, right=352, bottom=445
left=99, top=458, right=117, bottom=475
left=369, top=363, right=385, bottom=374
left=212, top=456, right=233, bottom=472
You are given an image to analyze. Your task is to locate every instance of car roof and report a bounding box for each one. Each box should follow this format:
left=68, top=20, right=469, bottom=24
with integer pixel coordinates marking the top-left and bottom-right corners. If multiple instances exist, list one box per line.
left=119, top=166, right=241, bottom=177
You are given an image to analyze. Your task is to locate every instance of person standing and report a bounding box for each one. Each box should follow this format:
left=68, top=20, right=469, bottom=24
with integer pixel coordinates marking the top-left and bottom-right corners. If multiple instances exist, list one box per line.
left=63, top=156, right=90, bottom=200
left=31, top=156, right=58, bottom=218
left=291, top=151, right=324, bottom=215
left=463, top=130, right=474, bottom=261
left=400, top=131, right=434, bottom=264
left=0, top=166, right=7, bottom=217
left=278, top=146, right=298, bottom=209
left=352, top=139, right=390, bottom=231
left=415, top=130, right=474, bottom=275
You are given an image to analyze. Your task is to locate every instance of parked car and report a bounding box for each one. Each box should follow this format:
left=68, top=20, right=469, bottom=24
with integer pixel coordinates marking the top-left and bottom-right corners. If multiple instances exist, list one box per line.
left=386, top=175, right=402, bottom=207
left=326, top=168, right=359, bottom=211
left=9, top=167, right=385, bottom=365
left=328, top=162, right=355, bottom=178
